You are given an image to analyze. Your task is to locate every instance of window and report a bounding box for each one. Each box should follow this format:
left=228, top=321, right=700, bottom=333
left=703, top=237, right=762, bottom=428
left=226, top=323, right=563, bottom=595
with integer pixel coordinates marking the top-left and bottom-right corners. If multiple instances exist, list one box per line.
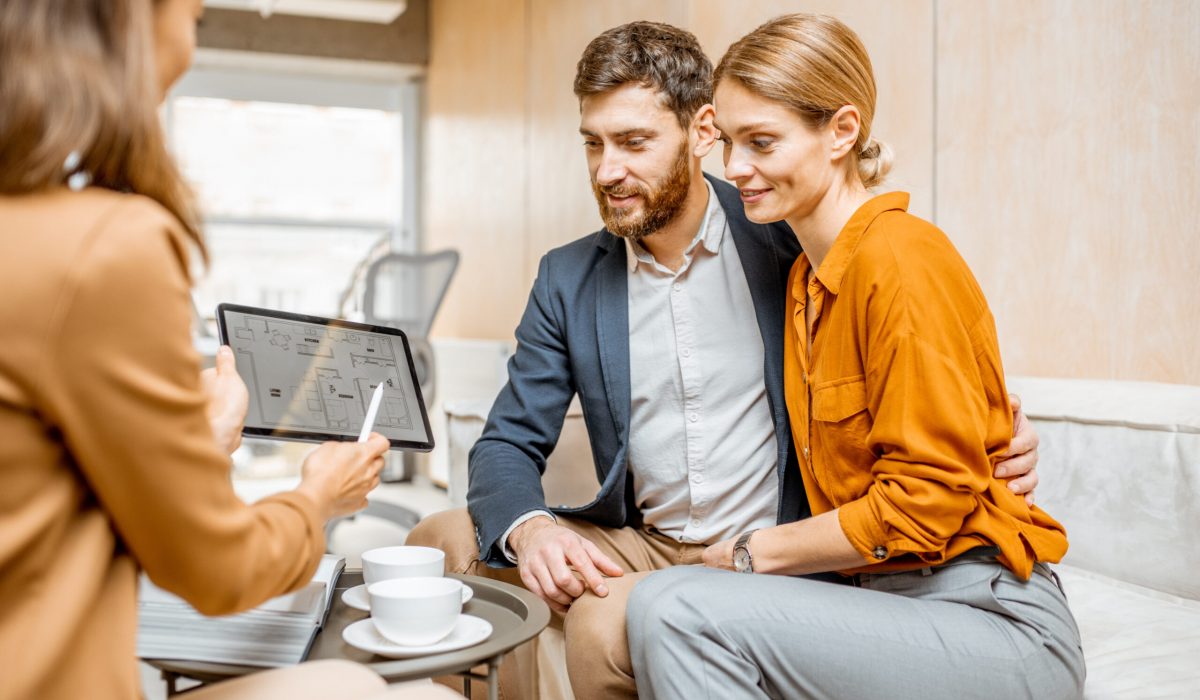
left=165, top=59, right=422, bottom=326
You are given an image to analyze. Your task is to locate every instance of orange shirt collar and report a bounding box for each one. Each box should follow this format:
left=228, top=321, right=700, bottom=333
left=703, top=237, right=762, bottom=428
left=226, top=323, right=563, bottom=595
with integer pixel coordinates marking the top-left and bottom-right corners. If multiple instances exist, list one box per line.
left=811, top=191, right=910, bottom=296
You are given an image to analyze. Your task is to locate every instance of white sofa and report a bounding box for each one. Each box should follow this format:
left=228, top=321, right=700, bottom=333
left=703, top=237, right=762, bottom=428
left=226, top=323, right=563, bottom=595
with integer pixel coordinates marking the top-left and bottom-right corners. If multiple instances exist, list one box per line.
left=1006, top=377, right=1200, bottom=698
left=446, top=377, right=1200, bottom=699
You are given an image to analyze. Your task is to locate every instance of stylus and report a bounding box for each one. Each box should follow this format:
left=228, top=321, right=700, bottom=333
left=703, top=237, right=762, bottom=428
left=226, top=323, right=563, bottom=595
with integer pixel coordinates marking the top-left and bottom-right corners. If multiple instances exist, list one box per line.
left=358, top=381, right=385, bottom=442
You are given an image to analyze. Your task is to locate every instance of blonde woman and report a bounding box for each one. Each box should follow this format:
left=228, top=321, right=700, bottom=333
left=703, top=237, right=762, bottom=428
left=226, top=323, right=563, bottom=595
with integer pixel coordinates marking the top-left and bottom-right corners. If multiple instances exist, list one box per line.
left=0, top=2, right=456, bottom=698
left=626, top=14, right=1085, bottom=699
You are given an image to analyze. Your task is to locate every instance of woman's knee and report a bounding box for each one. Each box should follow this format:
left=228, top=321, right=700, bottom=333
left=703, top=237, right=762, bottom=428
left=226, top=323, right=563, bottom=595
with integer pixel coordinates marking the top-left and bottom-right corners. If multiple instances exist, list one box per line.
left=627, top=566, right=710, bottom=633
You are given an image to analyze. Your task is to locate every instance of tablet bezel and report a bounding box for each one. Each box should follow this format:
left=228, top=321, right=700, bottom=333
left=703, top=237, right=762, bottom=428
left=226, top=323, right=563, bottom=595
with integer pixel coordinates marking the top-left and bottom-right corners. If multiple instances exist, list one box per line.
left=215, top=303, right=434, bottom=452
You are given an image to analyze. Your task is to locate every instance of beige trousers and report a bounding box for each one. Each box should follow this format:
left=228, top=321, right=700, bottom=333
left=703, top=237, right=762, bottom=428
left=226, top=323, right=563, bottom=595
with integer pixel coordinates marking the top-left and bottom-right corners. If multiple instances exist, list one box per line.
left=406, top=508, right=705, bottom=700
left=185, top=659, right=462, bottom=699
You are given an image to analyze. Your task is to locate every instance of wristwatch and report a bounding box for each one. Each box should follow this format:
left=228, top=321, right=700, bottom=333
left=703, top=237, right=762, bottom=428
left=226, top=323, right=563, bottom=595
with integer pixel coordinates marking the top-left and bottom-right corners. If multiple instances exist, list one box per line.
left=733, top=529, right=758, bottom=573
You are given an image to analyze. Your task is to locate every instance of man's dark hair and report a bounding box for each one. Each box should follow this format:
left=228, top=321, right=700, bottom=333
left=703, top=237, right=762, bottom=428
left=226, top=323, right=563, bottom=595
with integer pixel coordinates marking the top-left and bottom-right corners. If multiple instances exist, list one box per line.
left=574, top=21, right=713, bottom=130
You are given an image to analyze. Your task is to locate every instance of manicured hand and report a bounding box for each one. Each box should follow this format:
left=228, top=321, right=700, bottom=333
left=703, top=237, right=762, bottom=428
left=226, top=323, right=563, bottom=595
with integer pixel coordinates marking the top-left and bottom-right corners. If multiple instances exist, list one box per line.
left=510, top=517, right=624, bottom=614
left=199, top=345, right=249, bottom=455
left=995, top=393, right=1040, bottom=505
left=296, top=433, right=388, bottom=521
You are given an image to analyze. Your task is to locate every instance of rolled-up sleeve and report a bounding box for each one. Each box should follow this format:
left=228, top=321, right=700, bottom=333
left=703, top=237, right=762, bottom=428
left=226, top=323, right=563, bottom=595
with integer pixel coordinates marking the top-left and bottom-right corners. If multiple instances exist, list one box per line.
left=837, top=326, right=997, bottom=564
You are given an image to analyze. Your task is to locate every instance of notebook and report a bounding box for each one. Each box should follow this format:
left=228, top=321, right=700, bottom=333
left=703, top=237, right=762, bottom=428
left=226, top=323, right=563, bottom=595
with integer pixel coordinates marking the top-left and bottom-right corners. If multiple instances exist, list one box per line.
left=137, top=555, right=345, bottom=667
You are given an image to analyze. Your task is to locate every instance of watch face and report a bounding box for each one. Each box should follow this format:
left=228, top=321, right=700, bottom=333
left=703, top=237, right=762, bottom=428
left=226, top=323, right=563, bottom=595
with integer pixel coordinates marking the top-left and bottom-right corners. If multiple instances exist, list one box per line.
left=734, top=547, right=751, bottom=573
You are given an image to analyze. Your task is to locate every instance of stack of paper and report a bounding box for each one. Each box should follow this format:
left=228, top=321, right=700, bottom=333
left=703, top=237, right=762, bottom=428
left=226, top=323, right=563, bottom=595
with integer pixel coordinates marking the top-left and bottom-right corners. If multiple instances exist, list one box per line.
left=137, top=555, right=345, bottom=667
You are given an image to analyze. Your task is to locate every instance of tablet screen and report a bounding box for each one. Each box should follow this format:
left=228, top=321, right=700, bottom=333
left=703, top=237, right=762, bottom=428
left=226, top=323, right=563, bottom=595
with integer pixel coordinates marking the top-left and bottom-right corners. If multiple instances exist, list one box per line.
left=216, top=304, right=433, bottom=451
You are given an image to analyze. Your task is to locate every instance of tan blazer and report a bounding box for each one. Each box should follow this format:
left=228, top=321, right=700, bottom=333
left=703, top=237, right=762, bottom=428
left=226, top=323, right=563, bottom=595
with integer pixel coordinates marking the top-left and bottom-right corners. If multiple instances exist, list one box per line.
left=0, top=188, right=325, bottom=700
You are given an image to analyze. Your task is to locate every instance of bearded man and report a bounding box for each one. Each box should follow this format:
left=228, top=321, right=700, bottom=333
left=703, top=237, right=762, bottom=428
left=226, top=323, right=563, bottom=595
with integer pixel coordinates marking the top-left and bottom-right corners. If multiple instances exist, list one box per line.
left=407, top=20, right=1042, bottom=700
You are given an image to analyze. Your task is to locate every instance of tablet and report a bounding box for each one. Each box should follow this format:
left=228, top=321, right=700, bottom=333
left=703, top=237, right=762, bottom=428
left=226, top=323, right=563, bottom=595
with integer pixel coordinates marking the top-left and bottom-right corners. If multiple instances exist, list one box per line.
left=216, top=304, right=434, bottom=452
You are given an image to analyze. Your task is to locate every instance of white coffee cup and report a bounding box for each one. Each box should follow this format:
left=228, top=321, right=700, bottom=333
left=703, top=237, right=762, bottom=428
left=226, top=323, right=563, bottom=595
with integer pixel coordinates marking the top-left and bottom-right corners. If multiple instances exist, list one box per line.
left=361, top=546, right=445, bottom=586
left=368, top=577, right=463, bottom=646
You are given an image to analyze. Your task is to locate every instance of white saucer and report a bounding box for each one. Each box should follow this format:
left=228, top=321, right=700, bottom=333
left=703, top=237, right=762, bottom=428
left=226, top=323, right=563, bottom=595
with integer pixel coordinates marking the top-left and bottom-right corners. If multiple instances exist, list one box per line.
left=342, top=615, right=493, bottom=658
left=341, top=582, right=473, bottom=612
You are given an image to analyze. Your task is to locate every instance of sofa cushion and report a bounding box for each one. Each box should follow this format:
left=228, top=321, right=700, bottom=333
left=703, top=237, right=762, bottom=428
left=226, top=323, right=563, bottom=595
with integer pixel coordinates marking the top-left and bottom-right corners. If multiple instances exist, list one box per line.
left=444, top=398, right=599, bottom=510
left=1056, top=564, right=1200, bottom=698
left=1008, top=377, right=1200, bottom=601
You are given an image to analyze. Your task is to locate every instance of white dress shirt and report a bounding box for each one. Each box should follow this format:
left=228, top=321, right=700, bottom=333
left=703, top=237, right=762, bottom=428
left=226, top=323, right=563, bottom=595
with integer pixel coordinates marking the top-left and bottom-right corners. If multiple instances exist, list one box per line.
left=501, top=181, right=780, bottom=557
left=623, top=181, right=779, bottom=543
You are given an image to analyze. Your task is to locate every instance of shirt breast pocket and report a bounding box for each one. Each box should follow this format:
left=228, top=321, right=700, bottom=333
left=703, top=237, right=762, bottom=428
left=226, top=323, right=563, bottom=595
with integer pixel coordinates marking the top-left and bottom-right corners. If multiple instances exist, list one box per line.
left=811, top=375, right=876, bottom=496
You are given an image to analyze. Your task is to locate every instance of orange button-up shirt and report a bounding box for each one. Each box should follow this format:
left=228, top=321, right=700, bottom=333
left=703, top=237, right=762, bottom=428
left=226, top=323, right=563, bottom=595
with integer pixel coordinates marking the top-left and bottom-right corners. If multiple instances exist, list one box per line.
left=783, top=192, right=1067, bottom=579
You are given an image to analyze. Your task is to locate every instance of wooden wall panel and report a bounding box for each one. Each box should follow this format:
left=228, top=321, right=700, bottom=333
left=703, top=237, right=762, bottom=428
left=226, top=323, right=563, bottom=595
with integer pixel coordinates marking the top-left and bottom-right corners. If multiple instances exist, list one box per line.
left=937, top=0, right=1200, bottom=384
left=427, top=0, right=1198, bottom=385
left=524, top=0, right=690, bottom=272
left=429, top=0, right=935, bottom=341
left=688, top=0, right=935, bottom=220
left=425, top=0, right=529, bottom=340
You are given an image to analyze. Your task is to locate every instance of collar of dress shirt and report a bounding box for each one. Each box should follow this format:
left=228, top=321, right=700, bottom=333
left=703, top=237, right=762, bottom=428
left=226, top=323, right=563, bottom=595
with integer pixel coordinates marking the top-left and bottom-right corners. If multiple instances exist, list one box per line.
left=803, top=191, right=910, bottom=298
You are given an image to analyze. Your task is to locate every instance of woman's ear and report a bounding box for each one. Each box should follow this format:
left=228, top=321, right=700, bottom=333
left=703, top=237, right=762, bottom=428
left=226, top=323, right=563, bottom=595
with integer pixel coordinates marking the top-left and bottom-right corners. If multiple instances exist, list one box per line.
left=828, top=105, right=862, bottom=162
left=691, top=104, right=719, bottom=159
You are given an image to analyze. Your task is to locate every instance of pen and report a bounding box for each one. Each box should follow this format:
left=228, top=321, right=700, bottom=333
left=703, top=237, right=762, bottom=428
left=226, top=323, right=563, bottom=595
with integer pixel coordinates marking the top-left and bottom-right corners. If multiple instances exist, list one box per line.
left=358, top=381, right=385, bottom=442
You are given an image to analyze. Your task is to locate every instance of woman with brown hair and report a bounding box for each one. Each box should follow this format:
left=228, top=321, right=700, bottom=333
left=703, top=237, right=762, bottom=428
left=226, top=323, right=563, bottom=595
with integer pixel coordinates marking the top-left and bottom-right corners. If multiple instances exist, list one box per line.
left=626, top=14, right=1085, bottom=699
left=0, top=2, right=453, bottom=698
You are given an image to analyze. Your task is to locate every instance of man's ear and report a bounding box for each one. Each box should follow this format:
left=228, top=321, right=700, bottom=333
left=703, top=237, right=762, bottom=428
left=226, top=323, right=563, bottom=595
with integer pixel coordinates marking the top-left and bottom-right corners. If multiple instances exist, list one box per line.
left=691, top=104, right=718, bottom=158
left=828, top=105, right=861, bottom=163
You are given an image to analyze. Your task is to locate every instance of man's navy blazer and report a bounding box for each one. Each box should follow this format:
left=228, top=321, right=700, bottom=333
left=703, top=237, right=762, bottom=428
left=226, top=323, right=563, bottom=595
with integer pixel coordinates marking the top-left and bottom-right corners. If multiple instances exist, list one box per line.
left=467, top=174, right=810, bottom=566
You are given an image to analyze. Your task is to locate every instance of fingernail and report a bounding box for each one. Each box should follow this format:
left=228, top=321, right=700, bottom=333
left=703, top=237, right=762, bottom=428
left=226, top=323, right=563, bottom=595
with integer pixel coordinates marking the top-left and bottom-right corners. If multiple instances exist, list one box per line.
left=597, top=585, right=608, bottom=596
left=1009, top=482, right=1020, bottom=492
left=995, top=468, right=1007, bottom=477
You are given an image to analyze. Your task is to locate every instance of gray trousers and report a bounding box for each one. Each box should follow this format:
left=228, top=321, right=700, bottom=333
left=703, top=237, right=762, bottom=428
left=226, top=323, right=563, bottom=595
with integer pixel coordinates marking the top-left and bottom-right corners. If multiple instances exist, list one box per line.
left=627, top=554, right=1085, bottom=700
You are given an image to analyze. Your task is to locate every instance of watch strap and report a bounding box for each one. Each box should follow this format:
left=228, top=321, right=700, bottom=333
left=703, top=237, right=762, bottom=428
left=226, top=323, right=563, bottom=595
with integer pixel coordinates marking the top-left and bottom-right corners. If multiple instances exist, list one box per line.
left=733, top=528, right=758, bottom=573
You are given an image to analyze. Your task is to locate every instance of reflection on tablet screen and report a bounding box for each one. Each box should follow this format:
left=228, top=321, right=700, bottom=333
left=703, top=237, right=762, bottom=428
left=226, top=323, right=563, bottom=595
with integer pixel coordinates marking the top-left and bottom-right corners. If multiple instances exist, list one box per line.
left=219, top=307, right=432, bottom=449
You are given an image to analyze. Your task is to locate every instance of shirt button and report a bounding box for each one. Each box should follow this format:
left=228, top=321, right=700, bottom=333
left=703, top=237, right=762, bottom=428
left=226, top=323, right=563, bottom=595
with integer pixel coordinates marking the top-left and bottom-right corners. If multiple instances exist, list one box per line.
left=691, top=519, right=702, bottom=527
left=872, top=546, right=887, bottom=560
left=681, top=348, right=691, bottom=358
left=689, top=413, right=699, bottom=423
left=691, top=473, right=703, bottom=483
left=673, top=283, right=682, bottom=292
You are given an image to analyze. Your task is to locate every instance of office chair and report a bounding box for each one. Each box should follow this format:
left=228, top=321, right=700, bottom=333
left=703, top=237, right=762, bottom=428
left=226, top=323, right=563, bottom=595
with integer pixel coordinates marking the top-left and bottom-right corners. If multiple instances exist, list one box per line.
left=322, top=250, right=460, bottom=550
left=361, top=250, right=460, bottom=409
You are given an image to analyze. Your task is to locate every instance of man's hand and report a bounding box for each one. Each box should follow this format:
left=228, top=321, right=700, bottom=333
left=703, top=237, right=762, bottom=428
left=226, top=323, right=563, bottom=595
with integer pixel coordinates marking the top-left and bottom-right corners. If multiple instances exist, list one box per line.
left=509, top=517, right=624, bottom=614
left=996, top=393, right=1039, bottom=505
left=200, top=345, right=249, bottom=455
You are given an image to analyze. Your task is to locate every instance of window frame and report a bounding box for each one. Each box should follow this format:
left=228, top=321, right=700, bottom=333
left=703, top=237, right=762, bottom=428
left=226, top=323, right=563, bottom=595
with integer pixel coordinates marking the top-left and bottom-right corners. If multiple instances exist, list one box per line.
left=166, top=48, right=425, bottom=253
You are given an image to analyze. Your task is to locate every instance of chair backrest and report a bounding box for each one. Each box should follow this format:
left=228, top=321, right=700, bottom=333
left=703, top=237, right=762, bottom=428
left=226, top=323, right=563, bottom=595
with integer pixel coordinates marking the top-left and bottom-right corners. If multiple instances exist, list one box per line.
left=362, top=250, right=460, bottom=338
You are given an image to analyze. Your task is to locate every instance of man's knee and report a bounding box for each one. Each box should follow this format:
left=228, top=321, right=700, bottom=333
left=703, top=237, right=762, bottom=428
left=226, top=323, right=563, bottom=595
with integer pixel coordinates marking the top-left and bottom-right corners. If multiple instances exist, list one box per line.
left=562, top=573, right=647, bottom=699
left=565, top=589, right=629, bottom=651
left=405, top=507, right=480, bottom=574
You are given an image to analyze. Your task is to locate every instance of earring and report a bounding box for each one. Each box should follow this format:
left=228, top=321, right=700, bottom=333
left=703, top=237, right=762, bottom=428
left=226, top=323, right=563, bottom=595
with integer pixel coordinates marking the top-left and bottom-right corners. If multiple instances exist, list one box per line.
left=64, top=151, right=92, bottom=192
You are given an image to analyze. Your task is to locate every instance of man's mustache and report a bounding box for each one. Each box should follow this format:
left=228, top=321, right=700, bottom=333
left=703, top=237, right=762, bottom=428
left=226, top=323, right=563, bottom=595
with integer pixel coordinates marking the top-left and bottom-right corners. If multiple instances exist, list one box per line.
left=597, top=184, right=644, bottom=199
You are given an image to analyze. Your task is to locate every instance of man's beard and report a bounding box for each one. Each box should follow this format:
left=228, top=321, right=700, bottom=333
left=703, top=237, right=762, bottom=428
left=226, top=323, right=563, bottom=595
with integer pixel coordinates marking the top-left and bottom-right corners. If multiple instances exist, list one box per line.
left=591, top=143, right=691, bottom=243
